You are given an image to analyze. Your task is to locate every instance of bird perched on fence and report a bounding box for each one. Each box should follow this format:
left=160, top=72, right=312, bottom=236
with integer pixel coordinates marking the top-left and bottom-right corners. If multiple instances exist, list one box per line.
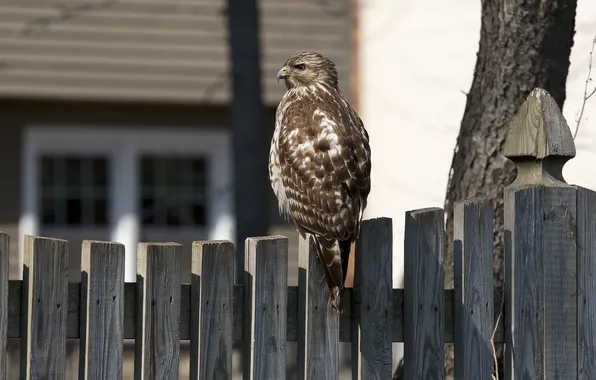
left=269, top=52, right=371, bottom=312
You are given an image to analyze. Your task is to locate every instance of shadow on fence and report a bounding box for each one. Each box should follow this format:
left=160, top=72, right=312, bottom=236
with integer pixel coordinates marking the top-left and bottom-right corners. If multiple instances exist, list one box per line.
left=0, top=87, right=595, bottom=379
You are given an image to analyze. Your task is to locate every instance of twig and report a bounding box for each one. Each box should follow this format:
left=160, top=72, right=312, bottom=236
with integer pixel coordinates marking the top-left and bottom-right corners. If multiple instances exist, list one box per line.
left=490, top=312, right=502, bottom=380
left=574, top=33, right=596, bottom=140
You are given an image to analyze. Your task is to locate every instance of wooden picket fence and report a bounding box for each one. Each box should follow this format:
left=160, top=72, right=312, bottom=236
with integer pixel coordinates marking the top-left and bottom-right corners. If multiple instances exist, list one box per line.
left=0, top=87, right=595, bottom=379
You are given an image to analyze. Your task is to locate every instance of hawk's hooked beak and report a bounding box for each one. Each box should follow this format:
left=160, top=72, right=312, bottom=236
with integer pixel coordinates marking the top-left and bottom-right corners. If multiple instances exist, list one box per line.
left=277, top=66, right=289, bottom=82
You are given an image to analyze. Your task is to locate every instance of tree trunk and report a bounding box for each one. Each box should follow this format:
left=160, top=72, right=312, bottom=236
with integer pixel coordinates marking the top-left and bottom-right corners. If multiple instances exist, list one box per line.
left=227, top=0, right=270, bottom=284
left=442, top=0, right=577, bottom=379
left=394, top=1, right=577, bottom=379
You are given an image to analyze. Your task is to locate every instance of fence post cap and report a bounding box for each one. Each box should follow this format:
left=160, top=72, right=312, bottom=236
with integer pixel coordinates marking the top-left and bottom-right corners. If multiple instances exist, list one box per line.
left=503, top=87, right=576, bottom=160
left=504, top=88, right=576, bottom=187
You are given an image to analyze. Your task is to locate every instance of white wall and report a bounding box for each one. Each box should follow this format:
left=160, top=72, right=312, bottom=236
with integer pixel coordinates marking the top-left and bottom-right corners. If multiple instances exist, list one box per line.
left=359, top=0, right=596, bottom=367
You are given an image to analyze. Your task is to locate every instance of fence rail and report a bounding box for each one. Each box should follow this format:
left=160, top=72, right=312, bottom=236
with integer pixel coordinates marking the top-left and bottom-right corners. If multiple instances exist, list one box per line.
left=1, top=87, right=595, bottom=379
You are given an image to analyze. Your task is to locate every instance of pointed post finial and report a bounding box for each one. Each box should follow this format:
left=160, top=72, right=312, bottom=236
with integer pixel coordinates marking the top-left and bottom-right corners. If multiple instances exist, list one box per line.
left=504, top=87, right=576, bottom=188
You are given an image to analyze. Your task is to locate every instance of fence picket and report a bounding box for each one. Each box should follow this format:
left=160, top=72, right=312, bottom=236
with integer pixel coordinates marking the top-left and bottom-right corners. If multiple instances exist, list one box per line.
left=453, top=198, right=495, bottom=378
left=135, top=242, right=182, bottom=380
left=21, top=235, right=69, bottom=380
left=190, top=240, right=234, bottom=380
left=297, top=234, right=339, bottom=380
left=0, top=232, right=8, bottom=379
left=79, top=240, right=125, bottom=380
left=503, top=88, right=578, bottom=378
left=404, top=208, right=445, bottom=379
left=578, top=186, right=596, bottom=379
left=244, top=236, right=288, bottom=380
left=352, top=217, right=393, bottom=380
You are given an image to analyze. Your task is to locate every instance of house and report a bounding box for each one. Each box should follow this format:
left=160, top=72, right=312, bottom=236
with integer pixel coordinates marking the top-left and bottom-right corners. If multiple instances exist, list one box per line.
left=0, top=0, right=356, bottom=290
left=0, top=0, right=357, bottom=377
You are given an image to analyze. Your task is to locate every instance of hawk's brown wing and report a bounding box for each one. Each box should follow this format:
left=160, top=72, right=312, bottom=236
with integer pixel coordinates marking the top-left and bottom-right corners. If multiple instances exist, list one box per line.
left=277, top=93, right=371, bottom=304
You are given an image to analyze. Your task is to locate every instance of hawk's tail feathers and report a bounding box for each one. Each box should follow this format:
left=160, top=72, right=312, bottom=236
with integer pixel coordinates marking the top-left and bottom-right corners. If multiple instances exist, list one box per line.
left=312, top=235, right=352, bottom=313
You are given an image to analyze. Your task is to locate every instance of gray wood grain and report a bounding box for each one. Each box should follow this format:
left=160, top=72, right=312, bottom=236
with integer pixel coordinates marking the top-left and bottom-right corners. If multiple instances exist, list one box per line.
left=79, top=240, right=125, bottom=380
left=503, top=88, right=577, bottom=189
left=20, top=235, right=69, bottom=380
left=244, top=236, right=288, bottom=380
left=6, top=282, right=505, bottom=343
left=503, top=188, right=515, bottom=379
left=296, top=234, right=339, bottom=380
left=0, top=232, right=8, bottom=379
left=190, top=240, right=234, bottom=380
left=453, top=198, right=495, bottom=379
left=577, top=186, right=596, bottom=379
left=506, top=186, right=578, bottom=378
left=135, top=243, right=182, bottom=380
left=351, top=217, right=392, bottom=380
left=404, top=208, right=445, bottom=379
left=503, top=87, right=575, bottom=160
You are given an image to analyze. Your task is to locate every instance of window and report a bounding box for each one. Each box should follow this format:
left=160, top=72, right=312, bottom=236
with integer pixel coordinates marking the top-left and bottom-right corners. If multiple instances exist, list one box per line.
left=39, top=155, right=109, bottom=227
left=139, top=155, right=207, bottom=227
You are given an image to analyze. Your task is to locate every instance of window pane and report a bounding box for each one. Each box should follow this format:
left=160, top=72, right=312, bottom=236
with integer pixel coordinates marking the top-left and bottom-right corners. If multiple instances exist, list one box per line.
left=140, top=157, right=154, bottom=187
left=38, top=155, right=109, bottom=227
left=66, top=198, right=82, bottom=225
left=40, top=157, right=55, bottom=187
left=139, top=155, right=207, bottom=227
left=40, top=196, right=56, bottom=224
left=192, top=203, right=206, bottom=226
left=94, top=198, right=108, bottom=225
left=93, top=159, right=108, bottom=187
left=141, top=197, right=155, bottom=225
left=65, top=157, right=81, bottom=188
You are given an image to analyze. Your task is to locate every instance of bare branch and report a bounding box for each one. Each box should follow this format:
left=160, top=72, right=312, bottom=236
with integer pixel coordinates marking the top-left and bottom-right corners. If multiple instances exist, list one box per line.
left=490, top=312, right=502, bottom=380
left=574, top=33, right=596, bottom=140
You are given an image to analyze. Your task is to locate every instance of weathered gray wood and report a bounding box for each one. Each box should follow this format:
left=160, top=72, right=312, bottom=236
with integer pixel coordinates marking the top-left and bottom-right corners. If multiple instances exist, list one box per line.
left=453, top=198, right=495, bottom=378
left=0, top=232, right=8, bottom=379
left=190, top=240, right=234, bottom=380
left=351, top=217, right=392, bottom=380
left=6, top=282, right=506, bottom=343
left=297, top=234, right=339, bottom=380
left=577, top=186, right=596, bottom=379
left=506, top=187, right=578, bottom=378
left=20, top=235, right=69, bottom=380
left=503, top=88, right=576, bottom=163
left=135, top=243, right=182, bottom=380
left=404, top=208, right=445, bottom=379
left=503, top=88, right=576, bottom=190
left=79, top=240, right=125, bottom=380
left=503, top=86, right=579, bottom=379
left=244, top=236, right=288, bottom=380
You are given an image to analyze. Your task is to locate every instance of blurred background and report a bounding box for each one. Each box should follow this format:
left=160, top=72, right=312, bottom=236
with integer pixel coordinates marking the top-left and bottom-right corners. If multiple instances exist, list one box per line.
left=0, top=0, right=594, bottom=378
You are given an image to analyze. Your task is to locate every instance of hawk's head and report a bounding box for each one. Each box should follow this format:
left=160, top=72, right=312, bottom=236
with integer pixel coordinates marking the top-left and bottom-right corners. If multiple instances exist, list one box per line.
left=277, top=52, right=339, bottom=89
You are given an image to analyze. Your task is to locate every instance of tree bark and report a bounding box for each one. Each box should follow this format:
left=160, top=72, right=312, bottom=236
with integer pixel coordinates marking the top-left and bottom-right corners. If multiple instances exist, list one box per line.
left=442, top=0, right=577, bottom=379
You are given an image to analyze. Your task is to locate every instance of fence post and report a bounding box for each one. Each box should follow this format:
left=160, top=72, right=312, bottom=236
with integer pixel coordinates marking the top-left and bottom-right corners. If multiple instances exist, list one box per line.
left=20, top=235, right=69, bottom=379
left=453, top=198, right=495, bottom=378
left=79, top=240, right=125, bottom=380
left=135, top=242, right=182, bottom=380
left=190, top=240, right=234, bottom=380
left=351, top=217, right=393, bottom=380
left=577, top=186, right=596, bottom=378
left=503, top=88, right=578, bottom=378
left=243, top=236, right=288, bottom=380
left=0, top=232, right=7, bottom=379
left=404, top=208, right=444, bottom=379
left=297, top=234, right=339, bottom=379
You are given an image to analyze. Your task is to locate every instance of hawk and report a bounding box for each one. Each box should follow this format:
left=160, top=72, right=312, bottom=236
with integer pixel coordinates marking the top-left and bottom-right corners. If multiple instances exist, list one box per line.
left=269, top=52, right=371, bottom=312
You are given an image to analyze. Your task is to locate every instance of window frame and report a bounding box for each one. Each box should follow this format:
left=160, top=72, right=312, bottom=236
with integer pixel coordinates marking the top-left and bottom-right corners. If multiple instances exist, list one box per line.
left=20, top=126, right=233, bottom=281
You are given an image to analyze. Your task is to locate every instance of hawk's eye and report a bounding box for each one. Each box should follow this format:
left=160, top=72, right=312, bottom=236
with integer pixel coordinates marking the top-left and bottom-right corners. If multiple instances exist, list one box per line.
left=294, top=64, right=306, bottom=71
